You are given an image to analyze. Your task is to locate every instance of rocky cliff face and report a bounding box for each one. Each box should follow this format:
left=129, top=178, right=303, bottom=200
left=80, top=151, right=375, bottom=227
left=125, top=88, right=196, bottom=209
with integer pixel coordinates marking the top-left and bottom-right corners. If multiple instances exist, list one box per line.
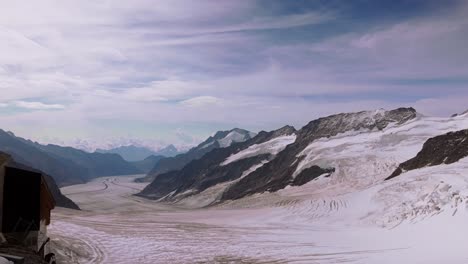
left=386, top=129, right=468, bottom=180
left=222, top=107, right=417, bottom=200
left=137, top=126, right=295, bottom=200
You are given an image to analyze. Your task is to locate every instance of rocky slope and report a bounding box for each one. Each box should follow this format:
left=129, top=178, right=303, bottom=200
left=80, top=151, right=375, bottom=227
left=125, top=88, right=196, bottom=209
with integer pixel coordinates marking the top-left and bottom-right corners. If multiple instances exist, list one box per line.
left=386, top=129, right=468, bottom=180
left=137, top=126, right=294, bottom=200
left=137, top=128, right=255, bottom=182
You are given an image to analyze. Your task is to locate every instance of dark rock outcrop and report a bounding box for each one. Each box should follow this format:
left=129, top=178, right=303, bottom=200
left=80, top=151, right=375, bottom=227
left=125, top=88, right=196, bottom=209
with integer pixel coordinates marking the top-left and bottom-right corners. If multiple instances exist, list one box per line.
left=292, top=165, right=335, bottom=186
left=386, top=129, right=468, bottom=180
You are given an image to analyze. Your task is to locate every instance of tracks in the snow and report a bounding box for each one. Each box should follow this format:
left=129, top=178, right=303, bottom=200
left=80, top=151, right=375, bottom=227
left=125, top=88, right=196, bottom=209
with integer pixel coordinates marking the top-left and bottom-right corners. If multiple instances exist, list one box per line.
left=273, top=197, right=348, bottom=220
left=64, top=181, right=109, bottom=196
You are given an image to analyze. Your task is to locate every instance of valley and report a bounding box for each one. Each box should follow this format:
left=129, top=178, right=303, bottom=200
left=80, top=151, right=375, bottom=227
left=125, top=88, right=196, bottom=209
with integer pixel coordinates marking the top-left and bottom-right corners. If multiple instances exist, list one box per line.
left=49, top=167, right=468, bottom=264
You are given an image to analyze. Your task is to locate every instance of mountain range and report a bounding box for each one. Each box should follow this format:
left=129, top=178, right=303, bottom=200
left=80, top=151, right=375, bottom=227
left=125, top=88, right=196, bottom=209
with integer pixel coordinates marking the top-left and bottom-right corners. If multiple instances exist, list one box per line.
left=137, top=107, right=468, bottom=210
left=96, top=144, right=182, bottom=162
left=0, top=129, right=144, bottom=208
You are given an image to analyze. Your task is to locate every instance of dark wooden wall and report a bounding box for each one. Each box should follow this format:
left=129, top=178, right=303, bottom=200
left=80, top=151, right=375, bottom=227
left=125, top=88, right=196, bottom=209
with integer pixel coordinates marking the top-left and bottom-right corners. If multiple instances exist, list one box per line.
left=2, top=167, right=41, bottom=233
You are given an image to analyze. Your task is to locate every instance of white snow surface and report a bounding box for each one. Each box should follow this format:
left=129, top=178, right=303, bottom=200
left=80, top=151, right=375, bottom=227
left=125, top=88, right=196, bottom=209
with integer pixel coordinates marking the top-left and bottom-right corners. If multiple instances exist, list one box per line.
left=49, top=114, right=468, bottom=264
left=217, top=130, right=251, bottom=148
left=221, top=134, right=296, bottom=165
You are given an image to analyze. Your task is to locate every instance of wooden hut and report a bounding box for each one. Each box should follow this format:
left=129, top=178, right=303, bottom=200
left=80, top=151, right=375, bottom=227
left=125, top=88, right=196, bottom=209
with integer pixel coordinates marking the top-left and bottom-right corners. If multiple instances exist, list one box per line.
left=0, top=155, right=55, bottom=257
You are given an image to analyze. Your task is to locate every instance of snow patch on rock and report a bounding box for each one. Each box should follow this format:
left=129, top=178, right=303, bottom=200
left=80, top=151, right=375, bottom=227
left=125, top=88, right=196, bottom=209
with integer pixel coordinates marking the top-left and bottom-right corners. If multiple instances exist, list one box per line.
left=221, top=135, right=297, bottom=166
left=218, top=130, right=252, bottom=148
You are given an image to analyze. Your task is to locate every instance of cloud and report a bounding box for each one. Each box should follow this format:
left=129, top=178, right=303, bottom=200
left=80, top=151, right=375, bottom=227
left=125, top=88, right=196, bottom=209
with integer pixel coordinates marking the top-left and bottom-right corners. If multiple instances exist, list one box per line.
left=180, top=96, right=221, bottom=107
left=14, top=101, right=65, bottom=110
left=0, top=0, right=466, bottom=149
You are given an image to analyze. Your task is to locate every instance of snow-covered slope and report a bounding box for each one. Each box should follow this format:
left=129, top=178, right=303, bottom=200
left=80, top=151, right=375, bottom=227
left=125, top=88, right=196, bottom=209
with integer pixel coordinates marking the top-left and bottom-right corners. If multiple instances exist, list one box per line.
left=221, top=134, right=296, bottom=165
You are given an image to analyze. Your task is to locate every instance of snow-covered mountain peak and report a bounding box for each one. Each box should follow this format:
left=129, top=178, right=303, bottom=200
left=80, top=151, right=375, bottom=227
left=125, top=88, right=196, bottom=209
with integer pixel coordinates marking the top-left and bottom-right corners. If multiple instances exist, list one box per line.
left=196, top=128, right=255, bottom=150
left=218, top=129, right=255, bottom=148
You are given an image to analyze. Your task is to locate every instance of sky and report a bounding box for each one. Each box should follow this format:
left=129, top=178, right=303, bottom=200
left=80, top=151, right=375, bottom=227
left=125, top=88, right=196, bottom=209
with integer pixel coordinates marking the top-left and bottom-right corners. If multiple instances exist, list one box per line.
left=0, top=0, right=467, bottom=151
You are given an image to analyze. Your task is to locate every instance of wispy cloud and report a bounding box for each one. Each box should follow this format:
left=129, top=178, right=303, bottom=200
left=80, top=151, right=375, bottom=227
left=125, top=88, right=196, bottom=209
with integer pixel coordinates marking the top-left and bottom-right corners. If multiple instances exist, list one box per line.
left=14, top=101, right=65, bottom=110
left=180, top=96, right=222, bottom=108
